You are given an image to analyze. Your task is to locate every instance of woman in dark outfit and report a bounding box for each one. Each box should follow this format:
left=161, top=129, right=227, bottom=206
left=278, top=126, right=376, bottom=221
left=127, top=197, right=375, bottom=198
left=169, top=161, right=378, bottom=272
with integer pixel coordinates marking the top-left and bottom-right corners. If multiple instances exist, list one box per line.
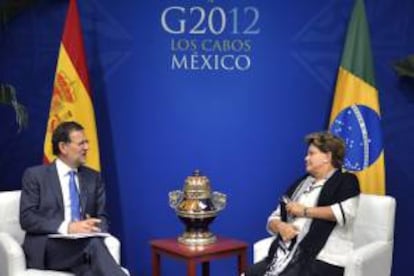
left=246, top=132, right=360, bottom=276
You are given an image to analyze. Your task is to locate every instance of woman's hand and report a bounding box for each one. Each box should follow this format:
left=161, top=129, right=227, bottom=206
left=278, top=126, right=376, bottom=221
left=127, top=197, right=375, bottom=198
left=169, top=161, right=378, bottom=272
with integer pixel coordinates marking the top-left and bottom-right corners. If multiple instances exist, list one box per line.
left=277, top=222, right=299, bottom=241
left=286, top=201, right=306, bottom=217
left=269, top=220, right=299, bottom=241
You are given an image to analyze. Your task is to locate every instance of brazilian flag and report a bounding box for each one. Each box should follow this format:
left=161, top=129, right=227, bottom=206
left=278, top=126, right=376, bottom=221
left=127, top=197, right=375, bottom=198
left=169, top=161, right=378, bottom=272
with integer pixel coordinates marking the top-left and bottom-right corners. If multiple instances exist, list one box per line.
left=329, top=0, right=385, bottom=194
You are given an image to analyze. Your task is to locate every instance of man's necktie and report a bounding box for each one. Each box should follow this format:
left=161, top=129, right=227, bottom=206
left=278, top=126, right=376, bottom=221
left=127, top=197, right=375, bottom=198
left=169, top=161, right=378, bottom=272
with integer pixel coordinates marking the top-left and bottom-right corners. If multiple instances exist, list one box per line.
left=69, top=171, right=81, bottom=221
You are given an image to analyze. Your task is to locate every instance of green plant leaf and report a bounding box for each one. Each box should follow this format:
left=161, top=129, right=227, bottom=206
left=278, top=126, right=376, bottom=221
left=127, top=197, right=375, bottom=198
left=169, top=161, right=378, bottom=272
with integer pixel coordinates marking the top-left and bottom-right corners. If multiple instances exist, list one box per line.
left=0, top=84, right=29, bottom=132
left=393, top=55, right=414, bottom=78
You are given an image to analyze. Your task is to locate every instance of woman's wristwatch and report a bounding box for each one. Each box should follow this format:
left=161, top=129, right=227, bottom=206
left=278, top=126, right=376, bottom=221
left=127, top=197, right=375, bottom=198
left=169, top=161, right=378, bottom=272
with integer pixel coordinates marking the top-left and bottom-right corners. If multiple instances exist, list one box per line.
left=303, top=207, right=309, bottom=217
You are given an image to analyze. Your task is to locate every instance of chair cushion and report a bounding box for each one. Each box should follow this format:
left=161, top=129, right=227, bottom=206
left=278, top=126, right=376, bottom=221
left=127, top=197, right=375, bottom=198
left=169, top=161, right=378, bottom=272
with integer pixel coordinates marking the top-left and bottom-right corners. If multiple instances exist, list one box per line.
left=0, top=191, right=25, bottom=244
left=353, top=194, right=396, bottom=248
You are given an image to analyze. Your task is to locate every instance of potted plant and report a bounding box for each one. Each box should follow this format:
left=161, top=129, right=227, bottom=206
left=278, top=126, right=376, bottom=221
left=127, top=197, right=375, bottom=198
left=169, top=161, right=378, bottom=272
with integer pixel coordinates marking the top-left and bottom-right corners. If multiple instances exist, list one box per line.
left=1, top=1, right=32, bottom=131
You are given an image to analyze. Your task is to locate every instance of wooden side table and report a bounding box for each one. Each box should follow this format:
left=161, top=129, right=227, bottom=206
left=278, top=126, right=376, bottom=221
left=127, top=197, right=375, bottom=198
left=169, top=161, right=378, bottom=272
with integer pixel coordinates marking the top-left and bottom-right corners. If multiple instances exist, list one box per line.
left=150, top=237, right=248, bottom=276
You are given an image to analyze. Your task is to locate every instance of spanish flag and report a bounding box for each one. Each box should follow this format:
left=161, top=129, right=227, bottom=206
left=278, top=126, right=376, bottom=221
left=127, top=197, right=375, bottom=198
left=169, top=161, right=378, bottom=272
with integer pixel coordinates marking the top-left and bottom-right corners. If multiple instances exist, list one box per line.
left=329, top=0, right=384, bottom=194
left=43, top=0, right=100, bottom=171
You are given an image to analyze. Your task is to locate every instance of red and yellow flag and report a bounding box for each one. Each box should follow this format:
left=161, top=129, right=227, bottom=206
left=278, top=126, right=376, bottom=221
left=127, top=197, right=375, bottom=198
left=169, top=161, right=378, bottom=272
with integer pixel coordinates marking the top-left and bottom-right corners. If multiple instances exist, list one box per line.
left=43, top=0, right=100, bottom=171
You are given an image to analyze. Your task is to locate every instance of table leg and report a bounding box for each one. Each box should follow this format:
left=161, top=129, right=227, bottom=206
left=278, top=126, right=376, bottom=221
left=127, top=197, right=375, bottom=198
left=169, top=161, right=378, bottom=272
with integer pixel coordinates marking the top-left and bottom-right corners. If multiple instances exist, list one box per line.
left=202, top=261, right=210, bottom=276
left=152, top=249, right=161, bottom=276
left=187, top=259, right=197, bottom=276
left=238, top=249, right=248, bottom=274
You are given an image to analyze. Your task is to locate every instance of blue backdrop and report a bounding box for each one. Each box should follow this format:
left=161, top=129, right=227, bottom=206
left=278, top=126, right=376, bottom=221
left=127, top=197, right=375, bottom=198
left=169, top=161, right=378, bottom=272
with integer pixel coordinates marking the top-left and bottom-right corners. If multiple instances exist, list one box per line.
left=1, top=0, right=413, bottom=275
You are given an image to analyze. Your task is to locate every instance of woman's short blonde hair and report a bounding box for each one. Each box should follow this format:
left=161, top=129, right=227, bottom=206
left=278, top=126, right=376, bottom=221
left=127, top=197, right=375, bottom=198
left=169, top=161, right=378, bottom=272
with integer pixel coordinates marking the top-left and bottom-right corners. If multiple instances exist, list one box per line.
left=305, top=131, right=345, bottom=169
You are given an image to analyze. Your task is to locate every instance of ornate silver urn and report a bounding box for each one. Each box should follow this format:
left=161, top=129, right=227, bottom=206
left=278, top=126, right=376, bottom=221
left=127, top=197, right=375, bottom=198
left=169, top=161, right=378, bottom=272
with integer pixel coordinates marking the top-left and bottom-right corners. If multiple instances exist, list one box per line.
left=169, top=170, right=227, bottom=246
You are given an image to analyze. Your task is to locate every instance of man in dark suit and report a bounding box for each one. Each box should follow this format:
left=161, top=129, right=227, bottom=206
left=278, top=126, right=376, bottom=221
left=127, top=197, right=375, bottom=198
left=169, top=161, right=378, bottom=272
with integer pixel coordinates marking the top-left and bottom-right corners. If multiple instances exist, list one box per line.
left=20, top=121, right=126, bottom=276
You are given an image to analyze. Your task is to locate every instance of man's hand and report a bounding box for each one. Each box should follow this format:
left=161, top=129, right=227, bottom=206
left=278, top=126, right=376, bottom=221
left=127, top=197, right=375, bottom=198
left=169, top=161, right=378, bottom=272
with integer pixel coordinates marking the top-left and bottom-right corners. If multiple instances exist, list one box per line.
left=286, top=201, right=306, bottom=217
left=68, top=218, right=101, bottom=234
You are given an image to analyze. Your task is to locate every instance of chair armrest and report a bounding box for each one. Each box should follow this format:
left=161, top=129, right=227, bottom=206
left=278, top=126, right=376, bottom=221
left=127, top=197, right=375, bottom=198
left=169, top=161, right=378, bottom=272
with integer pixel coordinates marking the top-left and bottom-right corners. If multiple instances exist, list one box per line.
left=104, top=235, right=121, bottom=265
left=253, top=237, right=275, bottom=263
left=0, top=232, right=27, bottom=276
left=104, top=236, right=130, bottom=275
left=344, top=241, right=393, bottom=276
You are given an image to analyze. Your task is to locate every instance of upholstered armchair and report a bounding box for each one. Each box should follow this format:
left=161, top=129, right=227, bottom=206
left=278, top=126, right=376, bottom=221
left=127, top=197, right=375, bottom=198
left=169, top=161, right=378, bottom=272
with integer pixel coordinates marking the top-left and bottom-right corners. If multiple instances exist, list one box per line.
left=252, top=194, right=396, bottom=276
left=0, top=190, right=127, bottom=276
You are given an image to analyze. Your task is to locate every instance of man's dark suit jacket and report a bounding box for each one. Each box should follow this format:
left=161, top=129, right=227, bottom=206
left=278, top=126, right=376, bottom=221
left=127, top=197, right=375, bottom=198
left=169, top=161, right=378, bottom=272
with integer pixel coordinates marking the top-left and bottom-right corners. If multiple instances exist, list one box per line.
left=19, top=162, right=109, bottom=269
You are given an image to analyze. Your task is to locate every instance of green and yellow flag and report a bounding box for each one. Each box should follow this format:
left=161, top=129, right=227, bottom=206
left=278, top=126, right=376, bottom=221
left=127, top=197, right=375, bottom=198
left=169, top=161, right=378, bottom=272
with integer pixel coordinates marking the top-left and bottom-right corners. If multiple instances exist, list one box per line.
left=329, top=0, right=384, bottom=194
left=43, top=0, right=100, bottom=171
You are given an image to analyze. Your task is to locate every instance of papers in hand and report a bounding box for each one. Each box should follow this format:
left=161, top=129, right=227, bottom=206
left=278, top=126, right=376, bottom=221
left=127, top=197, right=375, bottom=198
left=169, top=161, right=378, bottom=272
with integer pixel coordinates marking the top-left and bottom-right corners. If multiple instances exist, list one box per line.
left=48, top=232, right=110, bottom=239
